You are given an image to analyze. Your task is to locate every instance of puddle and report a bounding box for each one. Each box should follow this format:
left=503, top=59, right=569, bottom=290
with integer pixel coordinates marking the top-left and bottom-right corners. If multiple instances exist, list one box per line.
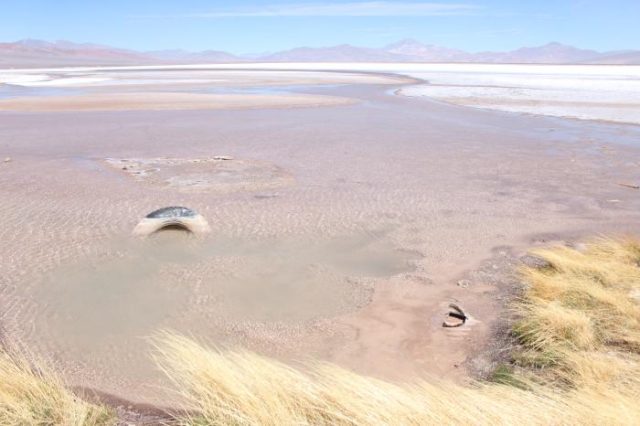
left=34, top=230, right=419, bottom=352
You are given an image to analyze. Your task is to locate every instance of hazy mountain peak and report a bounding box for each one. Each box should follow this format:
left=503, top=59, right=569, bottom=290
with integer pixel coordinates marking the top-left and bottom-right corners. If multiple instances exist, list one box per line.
left=385, top=38, right=424, bottom=48
left=385, top=39, right=470, bottom=61
left=15, top=38, right=50, bottom=47
left=1, top=38, right=639, bottom=67
left=490, top=42, right=602, bottom=63
left=543, top=41, right=565, bottom=47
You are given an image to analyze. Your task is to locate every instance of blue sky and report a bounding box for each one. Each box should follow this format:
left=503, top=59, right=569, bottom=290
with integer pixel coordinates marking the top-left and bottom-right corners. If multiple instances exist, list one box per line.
left=2, top=1, right=639, bottom=54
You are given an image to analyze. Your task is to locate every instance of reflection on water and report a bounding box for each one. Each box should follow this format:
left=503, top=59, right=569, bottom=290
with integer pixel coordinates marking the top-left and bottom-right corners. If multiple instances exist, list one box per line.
left=188, top=84, right=344, bottom=96
left=36, top=230, right=419, bottom=351
left=0, top=84, right=83, bottom=99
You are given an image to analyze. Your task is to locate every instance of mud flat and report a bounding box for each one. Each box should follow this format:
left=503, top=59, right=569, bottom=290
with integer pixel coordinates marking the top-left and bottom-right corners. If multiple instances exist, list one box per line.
left=1, top=68, right=640, bottom=406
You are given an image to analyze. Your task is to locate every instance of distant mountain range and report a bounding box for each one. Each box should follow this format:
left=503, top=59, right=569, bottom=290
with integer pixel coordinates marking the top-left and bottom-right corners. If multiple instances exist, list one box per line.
left=1, top=39, right=639, bottom=67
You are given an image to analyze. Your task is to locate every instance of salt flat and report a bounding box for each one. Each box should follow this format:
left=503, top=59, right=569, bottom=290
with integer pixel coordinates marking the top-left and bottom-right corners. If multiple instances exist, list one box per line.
left=2, top=63, right=639, bottom=123
left=394, top=64, right=640, bottom=125
left=206, top=63, right=640, bottom=124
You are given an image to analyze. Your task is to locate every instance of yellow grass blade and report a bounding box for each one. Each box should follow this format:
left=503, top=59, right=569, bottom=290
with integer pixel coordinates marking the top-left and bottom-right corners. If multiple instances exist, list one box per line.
left=0, top=347, right=113, bottom=426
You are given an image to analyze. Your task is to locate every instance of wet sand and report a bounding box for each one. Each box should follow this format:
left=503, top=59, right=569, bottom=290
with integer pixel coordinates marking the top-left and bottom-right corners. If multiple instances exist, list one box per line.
left=1, top=69, right=640, bottom=406
left=0, top=91, right=356, bottom=112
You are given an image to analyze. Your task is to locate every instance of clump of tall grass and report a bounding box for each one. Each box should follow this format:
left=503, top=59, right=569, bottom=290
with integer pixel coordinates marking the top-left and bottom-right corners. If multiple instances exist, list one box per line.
left=0, top=346, right=114, bottom=426
left=154, top=237, right=640, bottom=425
left=153, top=333, right=640, bottom=425
left=514, top=237, right=640, bottom=386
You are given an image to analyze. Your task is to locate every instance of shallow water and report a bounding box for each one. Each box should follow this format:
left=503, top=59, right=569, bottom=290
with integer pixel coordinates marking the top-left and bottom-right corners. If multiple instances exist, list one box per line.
left=34, top=229, right=418, bottom=353
left=0, top=83, right=82, bottom=99
left=192, top=84, right=345, bottom=96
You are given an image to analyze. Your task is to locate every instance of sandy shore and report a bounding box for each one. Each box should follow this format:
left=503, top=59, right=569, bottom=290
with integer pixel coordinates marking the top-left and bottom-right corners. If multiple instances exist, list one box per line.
left=1, top=69, right=640, bottom=406
left=0, top=91, right=356, bottom=112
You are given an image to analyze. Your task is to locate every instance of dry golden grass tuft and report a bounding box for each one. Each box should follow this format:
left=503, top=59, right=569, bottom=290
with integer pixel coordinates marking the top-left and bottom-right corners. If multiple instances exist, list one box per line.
left=0, top=346, right=114, bottom=426
left=514, top=237, right=640, bottom=381
left=154, top=237, right=640, bottom=425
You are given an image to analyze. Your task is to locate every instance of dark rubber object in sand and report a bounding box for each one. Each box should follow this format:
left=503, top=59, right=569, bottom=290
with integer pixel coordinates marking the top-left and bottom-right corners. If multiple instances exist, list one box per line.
left=146, top=206, right=197, bottom=219
left=443, top=303, right=468, bottom=328
left=133, top=206, right=210, bottom=236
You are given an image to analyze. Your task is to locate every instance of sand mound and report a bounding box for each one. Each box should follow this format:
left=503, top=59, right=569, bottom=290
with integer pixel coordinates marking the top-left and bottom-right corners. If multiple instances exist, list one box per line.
left=105, top=157, right=294, bottom=193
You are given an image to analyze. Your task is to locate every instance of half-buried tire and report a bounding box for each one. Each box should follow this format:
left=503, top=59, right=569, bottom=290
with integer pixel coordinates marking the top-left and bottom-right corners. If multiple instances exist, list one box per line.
left=132, top=206, right=211, bottom=236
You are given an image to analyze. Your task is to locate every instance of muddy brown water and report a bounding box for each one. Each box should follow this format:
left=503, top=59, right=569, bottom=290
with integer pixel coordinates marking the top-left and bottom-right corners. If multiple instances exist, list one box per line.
left=37, top=229, right=418, bottom=347
left=24, top=227, right=418, bottom=402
